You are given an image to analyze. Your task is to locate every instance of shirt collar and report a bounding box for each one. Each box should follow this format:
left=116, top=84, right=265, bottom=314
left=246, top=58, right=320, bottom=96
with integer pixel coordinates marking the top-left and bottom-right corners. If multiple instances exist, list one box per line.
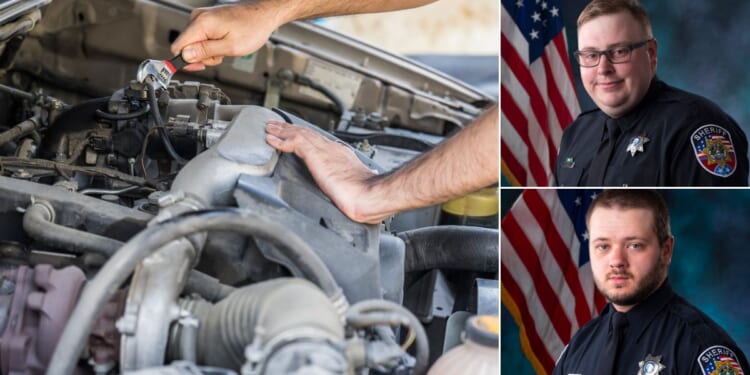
left=603, top=278, right=675, bottom=341
left=606, top=78, right=665, bottom=134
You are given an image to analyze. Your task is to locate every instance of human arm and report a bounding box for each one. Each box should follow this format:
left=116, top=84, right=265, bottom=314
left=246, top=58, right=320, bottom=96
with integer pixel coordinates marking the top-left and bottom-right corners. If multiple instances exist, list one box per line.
left=170, top=0, right=438, bottom=70
left=265, top=105, right=498, bottom=224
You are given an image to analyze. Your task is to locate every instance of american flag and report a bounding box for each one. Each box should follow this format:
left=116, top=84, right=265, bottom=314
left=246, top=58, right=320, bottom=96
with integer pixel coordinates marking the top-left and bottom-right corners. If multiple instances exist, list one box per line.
left=501, top=0, right=580, bottom=186
left=501, top=189, right=606, bottom=374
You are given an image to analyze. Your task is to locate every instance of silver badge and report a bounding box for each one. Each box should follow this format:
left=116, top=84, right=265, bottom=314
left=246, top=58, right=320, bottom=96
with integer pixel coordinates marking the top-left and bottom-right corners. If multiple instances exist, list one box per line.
left=638, top=354, right=666, bottom=375
left=626, top=135, right=650, bottom=157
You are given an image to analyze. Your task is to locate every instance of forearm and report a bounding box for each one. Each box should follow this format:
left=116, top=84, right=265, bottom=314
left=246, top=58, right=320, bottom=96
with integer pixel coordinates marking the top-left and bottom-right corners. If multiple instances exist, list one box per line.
left=358, top=105, right=499, bottom=222
left=262, top=0, right=440, bottom=24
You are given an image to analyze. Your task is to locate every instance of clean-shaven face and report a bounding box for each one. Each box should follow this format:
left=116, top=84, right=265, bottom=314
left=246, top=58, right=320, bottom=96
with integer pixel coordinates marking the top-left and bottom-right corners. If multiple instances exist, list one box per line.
left=577, top=11, right=657, bottom=118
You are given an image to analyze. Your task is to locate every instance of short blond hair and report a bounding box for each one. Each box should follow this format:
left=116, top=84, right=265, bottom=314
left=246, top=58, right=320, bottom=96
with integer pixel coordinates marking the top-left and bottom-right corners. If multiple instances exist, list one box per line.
left=578, top=0, right=653, bottom=37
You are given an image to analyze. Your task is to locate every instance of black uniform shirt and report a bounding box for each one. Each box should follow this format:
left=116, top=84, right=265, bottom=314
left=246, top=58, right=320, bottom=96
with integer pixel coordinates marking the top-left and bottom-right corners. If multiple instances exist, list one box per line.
left=555, top=79, right=749, bottom=186
left=553, top=280, right=749, bottom=375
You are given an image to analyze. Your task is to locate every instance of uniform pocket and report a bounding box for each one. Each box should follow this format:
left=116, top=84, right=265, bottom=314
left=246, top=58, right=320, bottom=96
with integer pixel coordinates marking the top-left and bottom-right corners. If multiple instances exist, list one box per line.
left=556, top=166, right=584, bottom=186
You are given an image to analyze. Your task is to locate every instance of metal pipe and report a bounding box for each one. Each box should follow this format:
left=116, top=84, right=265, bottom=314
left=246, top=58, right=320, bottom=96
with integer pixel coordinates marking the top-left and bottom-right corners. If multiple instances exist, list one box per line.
left=0, top=117, right=38, bottom=146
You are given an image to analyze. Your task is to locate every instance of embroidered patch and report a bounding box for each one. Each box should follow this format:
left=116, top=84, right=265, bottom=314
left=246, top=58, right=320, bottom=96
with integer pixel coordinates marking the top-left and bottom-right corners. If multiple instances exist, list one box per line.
left=691, top=124, right=737, bottom=178
left=698, top=345, right=745, bottom=375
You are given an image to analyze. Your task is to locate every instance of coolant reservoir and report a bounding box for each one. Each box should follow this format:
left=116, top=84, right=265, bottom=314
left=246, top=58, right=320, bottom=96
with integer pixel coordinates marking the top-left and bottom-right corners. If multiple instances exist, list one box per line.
left=440, top=187, right=498, bottom=228
left=427, top=315, right=499, bottom=375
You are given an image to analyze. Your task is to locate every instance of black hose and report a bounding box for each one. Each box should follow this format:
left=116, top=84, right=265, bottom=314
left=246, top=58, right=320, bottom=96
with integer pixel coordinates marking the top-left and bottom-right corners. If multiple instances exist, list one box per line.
left=397, top=226, right=498, bottom=273
left=346, top=299, right=429, bottom=375
left=47, top=208, right=343, bottom=375
left=95, top=103, right=151, bottom=121
left=22, top=201, right=122, bottom=257
left=145, top=82, right=188, bottom=165
left=184, top=270, right=235, bottom=302
left=23, top=199, right=232, bottom=300
left=278, top=70, right=345, bottom=115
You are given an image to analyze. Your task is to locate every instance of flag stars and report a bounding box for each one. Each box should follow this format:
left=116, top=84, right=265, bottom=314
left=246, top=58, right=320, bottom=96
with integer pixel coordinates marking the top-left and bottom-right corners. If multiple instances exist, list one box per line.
left=541, top=1, right=548, bottom=10
left=530, top=29, right=540, bottom=39
left=531, top=11, right=541, bottom=22
left=550, top=6, right=560, bottom=17
left=582, top=231, right=589, bottom=241
left=516, top=0, right=524, bottom=8
left=574, top=196, right=582, bottom=206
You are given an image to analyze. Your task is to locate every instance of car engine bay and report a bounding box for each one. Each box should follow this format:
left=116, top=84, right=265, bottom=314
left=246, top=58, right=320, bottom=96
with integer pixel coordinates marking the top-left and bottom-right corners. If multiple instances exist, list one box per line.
left=0, top=1, right=498, bottom=374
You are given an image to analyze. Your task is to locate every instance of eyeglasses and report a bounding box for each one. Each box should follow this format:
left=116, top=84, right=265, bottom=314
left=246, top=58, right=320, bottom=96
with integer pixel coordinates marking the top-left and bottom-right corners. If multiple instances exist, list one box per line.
left=573, top=39, right=653, bottom=67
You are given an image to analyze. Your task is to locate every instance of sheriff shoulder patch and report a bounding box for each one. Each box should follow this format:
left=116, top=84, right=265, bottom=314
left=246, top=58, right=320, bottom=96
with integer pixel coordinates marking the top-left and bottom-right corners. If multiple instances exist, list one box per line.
left=691, top=124, right=737, bottom=178
left=698, top=345, right=745, bottom=375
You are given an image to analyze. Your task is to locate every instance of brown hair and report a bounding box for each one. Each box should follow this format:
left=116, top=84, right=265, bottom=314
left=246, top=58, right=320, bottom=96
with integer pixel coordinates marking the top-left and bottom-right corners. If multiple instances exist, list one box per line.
left=577, top=0, right=653, bottom=37
left=586, top=189, right=671, bottom=244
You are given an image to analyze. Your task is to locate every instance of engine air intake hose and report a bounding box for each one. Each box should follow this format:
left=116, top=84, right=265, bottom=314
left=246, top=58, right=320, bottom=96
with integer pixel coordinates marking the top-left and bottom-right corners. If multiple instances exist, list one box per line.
left=397, top=225, right=498, bottom=273
left=47, top=208, right=345, bottom=375
left=174, top=278, right=344, bottom=370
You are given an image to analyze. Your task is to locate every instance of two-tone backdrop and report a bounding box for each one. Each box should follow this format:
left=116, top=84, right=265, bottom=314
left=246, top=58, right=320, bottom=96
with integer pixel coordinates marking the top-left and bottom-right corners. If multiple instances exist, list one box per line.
left=501, top=189, right=750, bottom=373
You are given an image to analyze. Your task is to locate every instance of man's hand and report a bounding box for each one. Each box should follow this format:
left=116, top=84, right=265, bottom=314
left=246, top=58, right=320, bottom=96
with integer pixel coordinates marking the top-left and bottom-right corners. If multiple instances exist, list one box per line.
left=265, top=120, right=384, bottom=224
left=265, top=104, right=498, bottom=224
left=169, top=0, right=439, bottom=71
left=170, top=3, right=285, bottom=71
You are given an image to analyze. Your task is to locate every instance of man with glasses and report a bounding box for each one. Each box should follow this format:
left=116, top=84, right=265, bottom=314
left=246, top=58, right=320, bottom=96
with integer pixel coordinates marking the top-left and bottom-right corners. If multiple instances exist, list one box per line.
left=554, top=0, right=748, bottom=186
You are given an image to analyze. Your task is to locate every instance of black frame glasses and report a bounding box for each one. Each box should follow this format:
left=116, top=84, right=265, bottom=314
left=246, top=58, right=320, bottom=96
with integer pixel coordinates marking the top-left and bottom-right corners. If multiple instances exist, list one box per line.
left=573, top=39, right=653, bottom=67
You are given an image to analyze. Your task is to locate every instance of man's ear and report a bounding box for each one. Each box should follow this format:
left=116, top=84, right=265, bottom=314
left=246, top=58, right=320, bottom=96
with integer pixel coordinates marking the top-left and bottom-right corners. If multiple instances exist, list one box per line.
left=661, top=235, right=674, bottom=266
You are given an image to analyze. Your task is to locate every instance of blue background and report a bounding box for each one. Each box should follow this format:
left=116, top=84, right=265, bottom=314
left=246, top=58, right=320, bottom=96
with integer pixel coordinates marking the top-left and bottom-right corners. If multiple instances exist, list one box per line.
left=562, top=1, right=750, bottom=132
left=501, top=189, right=750, bottom=373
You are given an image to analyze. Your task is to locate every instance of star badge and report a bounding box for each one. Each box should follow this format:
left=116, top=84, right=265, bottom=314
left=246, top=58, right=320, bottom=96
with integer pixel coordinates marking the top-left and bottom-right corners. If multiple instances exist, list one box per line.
left=626, top=135, right=650, bottom=157
left=638, top=354, right=666, bottom=375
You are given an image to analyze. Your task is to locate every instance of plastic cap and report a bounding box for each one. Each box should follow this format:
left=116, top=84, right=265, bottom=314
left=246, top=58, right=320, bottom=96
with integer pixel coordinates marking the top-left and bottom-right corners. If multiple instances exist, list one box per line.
left=465, top=315, right=499, bottom=348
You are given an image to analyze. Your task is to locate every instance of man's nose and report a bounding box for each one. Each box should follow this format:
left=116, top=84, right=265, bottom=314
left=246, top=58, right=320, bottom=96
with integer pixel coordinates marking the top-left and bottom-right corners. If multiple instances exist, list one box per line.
left=608, top=245, right=627, bottom=268
left=597, top=54, right=615, bottom=74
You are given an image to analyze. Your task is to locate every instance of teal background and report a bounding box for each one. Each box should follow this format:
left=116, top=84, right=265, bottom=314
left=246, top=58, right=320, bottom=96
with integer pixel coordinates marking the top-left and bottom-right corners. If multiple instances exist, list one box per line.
left=501, top=1, right=750, bottom=186
left=563, top=1, right=750, bottom=130
left=501, top=189, right=750, bottom=373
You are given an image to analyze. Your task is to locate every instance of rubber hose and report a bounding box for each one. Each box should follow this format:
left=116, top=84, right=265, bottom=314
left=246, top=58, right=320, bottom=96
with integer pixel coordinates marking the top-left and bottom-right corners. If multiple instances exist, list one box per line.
left=188, top=278, right=343, bottom=369
left=184, top=270, right=235, bottom=303
left=146, top=82, right=188, bottom=165
left=397, top=226, right=498, bottom=273
left=347, top=299, right=429, bottom=375
left=47, top=208, right=343, bottom=375
left=23, top=201, right=122, bottom=256
left=23, top=200, right=232, bottom=301
left=95, top=103, right=151, bottom=121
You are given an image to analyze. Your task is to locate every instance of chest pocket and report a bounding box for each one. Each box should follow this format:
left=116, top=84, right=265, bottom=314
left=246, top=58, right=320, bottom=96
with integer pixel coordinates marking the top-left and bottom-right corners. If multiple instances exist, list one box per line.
left=556, top=165, right=583, bottom=186
left=605, top=159, right=660, bottom=186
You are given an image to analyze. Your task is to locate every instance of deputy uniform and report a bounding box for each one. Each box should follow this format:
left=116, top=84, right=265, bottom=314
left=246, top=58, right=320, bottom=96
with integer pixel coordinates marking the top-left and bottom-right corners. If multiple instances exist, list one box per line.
left=555, top=79, right=749, bottom=186
left=553, top=279, right=749, bottom=375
